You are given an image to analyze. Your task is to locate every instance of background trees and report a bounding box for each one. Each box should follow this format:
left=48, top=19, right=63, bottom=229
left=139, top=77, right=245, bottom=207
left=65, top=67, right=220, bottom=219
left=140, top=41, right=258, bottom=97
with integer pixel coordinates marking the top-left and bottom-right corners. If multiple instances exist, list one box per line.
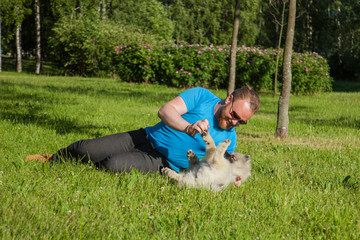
left=0, top=0, right=359, bottom=81
left=1, top=0, right=32, bottom=72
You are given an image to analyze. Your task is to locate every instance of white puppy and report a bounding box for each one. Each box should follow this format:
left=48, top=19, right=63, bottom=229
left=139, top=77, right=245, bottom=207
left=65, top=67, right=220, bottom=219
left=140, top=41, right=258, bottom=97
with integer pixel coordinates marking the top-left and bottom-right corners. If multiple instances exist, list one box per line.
left=161, top=130, right=251, bottom=191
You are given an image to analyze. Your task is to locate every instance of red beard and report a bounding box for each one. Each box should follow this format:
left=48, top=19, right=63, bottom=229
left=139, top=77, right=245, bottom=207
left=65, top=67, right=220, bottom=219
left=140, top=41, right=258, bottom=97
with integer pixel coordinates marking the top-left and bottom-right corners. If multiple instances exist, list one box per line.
left=217, top=106, right=232, bottom=129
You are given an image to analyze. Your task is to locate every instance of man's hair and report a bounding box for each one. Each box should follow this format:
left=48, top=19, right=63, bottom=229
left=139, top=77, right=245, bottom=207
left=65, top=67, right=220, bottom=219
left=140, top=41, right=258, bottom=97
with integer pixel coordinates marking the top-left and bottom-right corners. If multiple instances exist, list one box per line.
left=231, top=85, right=260, bottom=113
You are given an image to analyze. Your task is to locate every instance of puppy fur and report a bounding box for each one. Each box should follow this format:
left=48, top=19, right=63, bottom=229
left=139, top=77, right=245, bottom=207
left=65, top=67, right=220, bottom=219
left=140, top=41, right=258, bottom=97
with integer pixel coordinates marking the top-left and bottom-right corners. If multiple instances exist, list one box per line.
left=161, top=130, right=251, bottom=191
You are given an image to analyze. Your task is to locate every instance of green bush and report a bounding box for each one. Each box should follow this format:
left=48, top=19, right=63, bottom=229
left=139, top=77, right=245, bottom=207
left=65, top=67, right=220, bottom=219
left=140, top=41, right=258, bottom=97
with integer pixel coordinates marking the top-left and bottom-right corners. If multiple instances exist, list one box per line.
left=49, top=16, right=169, bottom=77
left=291, top=52, right=333, bottom=94
left=233, top=46, right=277, bottom=90
left=113, top=43, right=333, bottom=94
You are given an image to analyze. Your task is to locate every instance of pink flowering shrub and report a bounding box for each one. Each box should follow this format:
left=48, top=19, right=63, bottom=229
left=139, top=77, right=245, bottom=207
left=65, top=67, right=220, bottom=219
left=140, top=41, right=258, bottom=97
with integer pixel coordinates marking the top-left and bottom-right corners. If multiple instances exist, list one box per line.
left=113, top=43, right=158, bottom=83
left=291, top=52, right=332, bottom=94
left=113, top=43, right=333, bottom=94
left=235, top=46, right=278, bottom=91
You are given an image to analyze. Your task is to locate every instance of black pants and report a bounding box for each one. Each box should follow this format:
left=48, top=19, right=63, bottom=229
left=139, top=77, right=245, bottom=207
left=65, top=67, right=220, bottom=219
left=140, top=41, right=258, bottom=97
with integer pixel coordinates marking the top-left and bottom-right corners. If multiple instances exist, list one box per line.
left=51, top=129, right=170, bottom=173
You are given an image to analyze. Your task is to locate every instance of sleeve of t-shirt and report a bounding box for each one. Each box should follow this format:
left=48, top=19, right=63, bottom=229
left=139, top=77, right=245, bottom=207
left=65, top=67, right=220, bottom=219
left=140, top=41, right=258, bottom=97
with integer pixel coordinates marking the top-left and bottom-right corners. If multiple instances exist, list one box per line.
left=228, top=133, right=237, bottom=153
left=179, top=87, right=212, bottom=112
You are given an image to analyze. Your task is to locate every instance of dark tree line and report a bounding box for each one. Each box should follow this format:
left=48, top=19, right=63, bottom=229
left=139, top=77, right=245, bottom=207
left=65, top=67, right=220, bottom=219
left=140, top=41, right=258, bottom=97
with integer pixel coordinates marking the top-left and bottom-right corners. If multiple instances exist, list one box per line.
left=1, top=0, right=359, bottom=81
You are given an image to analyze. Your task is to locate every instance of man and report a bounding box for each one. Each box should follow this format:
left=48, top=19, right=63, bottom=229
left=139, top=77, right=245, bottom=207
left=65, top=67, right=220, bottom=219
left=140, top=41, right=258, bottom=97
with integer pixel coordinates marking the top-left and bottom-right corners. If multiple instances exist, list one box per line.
left=26, top=86, right=260, bottom=173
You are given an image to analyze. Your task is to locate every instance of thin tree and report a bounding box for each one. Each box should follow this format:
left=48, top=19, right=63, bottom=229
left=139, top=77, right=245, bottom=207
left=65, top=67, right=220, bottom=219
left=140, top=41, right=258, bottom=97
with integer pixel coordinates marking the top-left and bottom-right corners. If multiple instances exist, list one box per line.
left=275, top=0, right=296, bottom=139
left=269, top=0, right=288, bottom=97
left=305, top=0, right=313, bottom=51
left=15, top=5, right=22, bottom=73
left=227, top=0, right=241, bottom=96
left=35, top=0, right=41, bottom=74
left=100, top=0, right=107, bottom=20
left=0, top=4, right=2, bottom=73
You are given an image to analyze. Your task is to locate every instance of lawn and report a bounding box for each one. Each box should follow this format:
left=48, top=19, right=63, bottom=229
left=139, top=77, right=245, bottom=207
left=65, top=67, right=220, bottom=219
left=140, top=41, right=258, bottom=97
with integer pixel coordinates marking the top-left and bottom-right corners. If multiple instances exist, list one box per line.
left=0, top=71, right=359, bottom=239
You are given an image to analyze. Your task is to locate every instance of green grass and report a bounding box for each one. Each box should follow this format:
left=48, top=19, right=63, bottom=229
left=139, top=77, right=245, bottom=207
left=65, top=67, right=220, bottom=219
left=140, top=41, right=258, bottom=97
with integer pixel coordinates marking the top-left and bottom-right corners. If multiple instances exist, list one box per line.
left=0, top=71, right=359, bottom=239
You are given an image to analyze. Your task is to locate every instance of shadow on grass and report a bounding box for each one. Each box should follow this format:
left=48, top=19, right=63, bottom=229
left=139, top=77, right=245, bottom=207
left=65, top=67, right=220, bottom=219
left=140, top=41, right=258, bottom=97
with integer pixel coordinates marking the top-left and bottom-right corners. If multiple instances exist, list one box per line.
left=0, top=79, right=178, bottom=136
left=0, top=88, right=109, bottom=137
left=1, top=110, right=108, bottom=137
left=2, top=57, right=65, bottom=76
left=0, top=77, right=178, bottom=105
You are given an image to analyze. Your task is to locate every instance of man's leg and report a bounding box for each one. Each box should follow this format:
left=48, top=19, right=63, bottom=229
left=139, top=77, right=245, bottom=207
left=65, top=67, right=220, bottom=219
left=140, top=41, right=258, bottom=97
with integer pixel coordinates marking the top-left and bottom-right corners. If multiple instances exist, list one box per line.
left=51, top=129, right=149, bottom=163
left=100, top=148, right=169, bottom=173
left=29, top=128, right=171, bottom=173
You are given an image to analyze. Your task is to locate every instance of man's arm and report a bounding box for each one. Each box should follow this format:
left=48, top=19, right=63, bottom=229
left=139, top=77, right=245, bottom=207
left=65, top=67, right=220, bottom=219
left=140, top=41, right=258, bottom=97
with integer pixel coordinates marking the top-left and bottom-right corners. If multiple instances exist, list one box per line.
left=158, top=96, right=209, bottom=135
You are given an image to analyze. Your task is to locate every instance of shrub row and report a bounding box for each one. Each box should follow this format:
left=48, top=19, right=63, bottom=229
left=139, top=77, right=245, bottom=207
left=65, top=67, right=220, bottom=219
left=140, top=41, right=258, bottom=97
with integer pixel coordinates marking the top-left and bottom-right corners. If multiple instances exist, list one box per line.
left=49, top=16, right=169, bottom=77
left=113, top=43, right=333, bottom=94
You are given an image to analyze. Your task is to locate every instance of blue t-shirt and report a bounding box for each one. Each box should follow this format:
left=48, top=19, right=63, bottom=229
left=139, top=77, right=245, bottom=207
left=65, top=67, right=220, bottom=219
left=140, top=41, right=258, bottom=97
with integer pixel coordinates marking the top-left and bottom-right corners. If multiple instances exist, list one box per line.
left=145, top=87, right=236, bottom=172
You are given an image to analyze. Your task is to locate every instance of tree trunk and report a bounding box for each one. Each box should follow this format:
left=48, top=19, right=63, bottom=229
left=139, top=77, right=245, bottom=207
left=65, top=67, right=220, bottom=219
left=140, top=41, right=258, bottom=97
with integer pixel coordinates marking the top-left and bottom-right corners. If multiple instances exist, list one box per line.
left=275, top=0, right=296, bottom=139
left=227, top=0, right=241, bottom=96
left=336, top=5, right=341, bottom=53
left=0, top=8, right=2, bottom=73
left=274, top=0, right=287, bottom=97
left=35, top=0, right=41, bottom=74
left=306, top=0, right=313, bottom=51
left=102, top=0, right=107, bottom=20
left=16, top=23, right=22, bottom=73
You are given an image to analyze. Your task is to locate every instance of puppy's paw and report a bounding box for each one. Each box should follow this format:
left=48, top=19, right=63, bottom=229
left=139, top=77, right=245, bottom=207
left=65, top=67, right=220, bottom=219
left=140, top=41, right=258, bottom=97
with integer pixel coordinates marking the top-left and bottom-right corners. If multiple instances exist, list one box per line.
left=223, top=139, right=231, bottom=144
left=201, top=130, right=213, bottom=145
left=187, top=149, right=199, bottom=165
left=201, top=129, right=209, bottom=137
left=218, top=139, right=231, bottom=150
left=161, top=167, right=172, bottom=176
left=187, top=149, right=195, bottom=159
left=161, top=167, right=182, bottom=182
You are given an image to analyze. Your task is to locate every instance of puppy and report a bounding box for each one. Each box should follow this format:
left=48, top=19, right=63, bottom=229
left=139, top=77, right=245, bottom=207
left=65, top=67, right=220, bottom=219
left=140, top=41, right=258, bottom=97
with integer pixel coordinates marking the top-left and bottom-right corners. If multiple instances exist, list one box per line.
left=161, top=130, right=251, bottom=191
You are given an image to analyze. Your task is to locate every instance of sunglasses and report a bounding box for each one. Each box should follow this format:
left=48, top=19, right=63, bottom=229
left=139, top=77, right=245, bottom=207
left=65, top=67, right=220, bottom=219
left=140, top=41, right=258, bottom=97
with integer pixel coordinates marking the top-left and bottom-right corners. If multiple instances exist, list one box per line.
left=230, top=100, right=247, bottom=125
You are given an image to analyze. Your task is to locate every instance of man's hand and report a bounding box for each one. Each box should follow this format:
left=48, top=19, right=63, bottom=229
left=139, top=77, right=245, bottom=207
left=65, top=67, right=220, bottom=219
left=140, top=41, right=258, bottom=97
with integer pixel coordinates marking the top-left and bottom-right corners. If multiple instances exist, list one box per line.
left=158, top=96, right=209, bottom=136
left=185, top=119, right=209, bottom=136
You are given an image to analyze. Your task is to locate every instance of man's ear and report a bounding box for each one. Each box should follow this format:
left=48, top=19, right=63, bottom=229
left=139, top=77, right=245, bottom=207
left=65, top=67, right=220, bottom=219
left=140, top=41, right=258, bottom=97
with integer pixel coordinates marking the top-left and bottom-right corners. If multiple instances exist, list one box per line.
left=224, top=94, right=233, bottom=104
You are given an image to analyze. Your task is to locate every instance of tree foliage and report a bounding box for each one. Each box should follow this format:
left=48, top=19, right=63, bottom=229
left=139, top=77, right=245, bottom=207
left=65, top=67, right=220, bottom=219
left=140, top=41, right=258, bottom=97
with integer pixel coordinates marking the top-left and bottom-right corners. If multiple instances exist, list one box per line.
left=1, top=0, right=360, bottom=81
left=1, top=0, right=32, bottom=53
left=110, top=0, right=174, bottom=41
left=160, top=0, right=260, bottom=45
